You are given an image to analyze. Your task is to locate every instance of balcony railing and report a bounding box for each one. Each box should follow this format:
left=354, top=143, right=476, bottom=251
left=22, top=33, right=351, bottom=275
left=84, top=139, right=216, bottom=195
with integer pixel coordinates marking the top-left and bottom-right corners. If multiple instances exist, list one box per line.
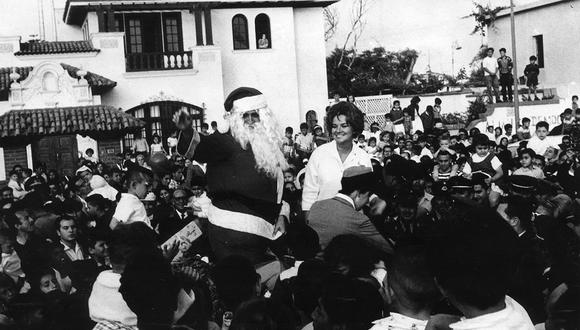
left=126, top=51, right=193, bottom=72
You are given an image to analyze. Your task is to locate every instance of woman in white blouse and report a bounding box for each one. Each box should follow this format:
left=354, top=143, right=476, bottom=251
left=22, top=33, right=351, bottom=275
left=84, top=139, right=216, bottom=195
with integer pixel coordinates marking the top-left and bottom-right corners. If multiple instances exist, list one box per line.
left=302, top=102, right=385, bottom=214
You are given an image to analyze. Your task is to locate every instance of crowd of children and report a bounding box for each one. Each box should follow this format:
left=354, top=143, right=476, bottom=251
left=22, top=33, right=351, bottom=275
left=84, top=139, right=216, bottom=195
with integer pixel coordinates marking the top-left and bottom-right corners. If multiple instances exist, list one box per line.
left=0, top=97, right=579, bottom=330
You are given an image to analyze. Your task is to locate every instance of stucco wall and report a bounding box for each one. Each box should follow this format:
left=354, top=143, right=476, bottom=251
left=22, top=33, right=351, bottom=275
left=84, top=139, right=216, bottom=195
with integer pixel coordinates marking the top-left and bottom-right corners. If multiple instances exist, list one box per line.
left=213, top=7, right=302, bottom=128
left=293, top=7, right=329, bottom=127
left=489, top=2, right=580, bottom=101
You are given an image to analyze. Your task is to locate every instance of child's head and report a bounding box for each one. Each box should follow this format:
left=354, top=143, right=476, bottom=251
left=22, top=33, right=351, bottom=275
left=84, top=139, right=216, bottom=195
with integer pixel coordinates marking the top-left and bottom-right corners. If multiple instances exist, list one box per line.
left=0, top=273, right=16, bottom=304
left=126, top=170, right=152, bottom=199
left=384, top=113, right=392, bottom=122
left=522, top=117, right=531, bottom=128
left=314, top=125, right=323, bottom=136
left=300, top=123, right=309, bottom=135
left=36, top=269, right=58, bottom=294
left=285, top=126, right=293, bottom=138
left=283, top=168, right=296, bottom=183
left=86, top=148, right=94, bottom=157
left=473, top=134, right=491, bottom=157
left=403, top=109, right=412, bottom=117
left=499, top=47, right=506, bottom=56
left=368, top=137, right=377, bottom=147
left=380, top=131, right=390, bottom=142
left=450, top=135, right=458, bottom=145
left=533, top=155, right=545, bottom=169
left=0, top=230, right=14, bottom=255
left=529, top=55, right=537, bottom=63
left=439, top=136, right=450, bottom=150
left=573, top=95, right=579, bottom=102
left=357, top=134, right=366, bottom=144
left=393, top=100, right=400, bottom=108
left=519, top=148, right=536, bottom=168
left=504, top=123, right=513, bottom=135
left=486, top=47, right=494, bottom=57
left=22, top=168, right=32, bottom=179
left=383, top=145, right=393, bottom=159
left=494, top=127, right=502, bottom=136
left=417, top=136, right=427, bottom=148
left=9, top=170, right=18, bottom=182
left=435, top=97, right=442, bottom=106
left=87, top=230, right=109, bottom=261
left=486, top=125, right=494, bottom=133
left=152, top=134, right=161, bottom=143
left=535, top=121, right=549, bottom=139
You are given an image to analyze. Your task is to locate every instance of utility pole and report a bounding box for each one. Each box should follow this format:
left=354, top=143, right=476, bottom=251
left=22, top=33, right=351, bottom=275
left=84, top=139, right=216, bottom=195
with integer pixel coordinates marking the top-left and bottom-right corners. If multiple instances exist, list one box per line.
left=510, top=0, right=520, bottom=127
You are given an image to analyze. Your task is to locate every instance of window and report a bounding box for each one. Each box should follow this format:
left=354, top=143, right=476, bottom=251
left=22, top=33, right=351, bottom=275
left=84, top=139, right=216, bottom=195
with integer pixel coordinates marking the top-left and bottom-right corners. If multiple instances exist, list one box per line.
left=533, top=35, right=544, bottom=68
left=163, top=13, right=183, bottom=52
left=134, top=108, right=145, bottom=118
left=151, top=122, right=162, bottom=138
left=255, top=14, right=271, bottom=49
left=124, top=133, right=135, bottom=150
left=232, top=14, right=249, bottom=50
left=128, top=19, right=143, bottom=53
left=150, top=105, right=160, bottom=118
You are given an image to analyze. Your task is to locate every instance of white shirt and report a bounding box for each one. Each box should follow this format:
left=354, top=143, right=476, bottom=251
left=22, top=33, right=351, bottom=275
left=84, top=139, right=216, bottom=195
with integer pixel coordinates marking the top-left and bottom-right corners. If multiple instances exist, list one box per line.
left=527, top=136, right=553, bottom=156
left=482, top=56, right=498, bottom=76
left=371, top=313, right=428, bottom=330
left=113, top=193, right=151, bottom=227
left=420, top=146, right=433, bottom=159
left=61, top=241, right=86, bottom=261
left=449, top=296, right=534, bottom=330
left=302, top=140, right=372, bottom=211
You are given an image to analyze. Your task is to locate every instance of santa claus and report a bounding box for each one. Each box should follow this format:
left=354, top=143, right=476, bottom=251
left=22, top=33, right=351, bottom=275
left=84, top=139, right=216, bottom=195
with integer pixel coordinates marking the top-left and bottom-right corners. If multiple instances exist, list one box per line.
left=173, top=87, right=289, bottom=266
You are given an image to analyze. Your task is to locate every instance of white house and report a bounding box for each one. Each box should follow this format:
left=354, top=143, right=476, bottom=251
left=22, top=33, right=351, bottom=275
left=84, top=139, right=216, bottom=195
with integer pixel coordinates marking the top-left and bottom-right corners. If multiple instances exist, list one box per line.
left=489, top=0, right=580, bottom=100
left=0, top=0, right=335, bottom=177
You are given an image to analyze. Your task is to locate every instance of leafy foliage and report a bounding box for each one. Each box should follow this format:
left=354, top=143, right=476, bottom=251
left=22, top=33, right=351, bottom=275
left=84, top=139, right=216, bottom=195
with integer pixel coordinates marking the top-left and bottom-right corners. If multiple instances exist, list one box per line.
left=463, top=2, right=507, bottom=37
left=467, top=96, right=488, bottom=121
left=327, top=47, right=445, bottom=96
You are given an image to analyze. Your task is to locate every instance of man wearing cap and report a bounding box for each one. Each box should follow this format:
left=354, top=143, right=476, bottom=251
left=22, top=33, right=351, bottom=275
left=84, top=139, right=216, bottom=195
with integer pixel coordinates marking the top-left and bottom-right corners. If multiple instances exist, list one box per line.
left=173, top=87, right=289, bottom=266
left=307, top=166, right=393, bottom=254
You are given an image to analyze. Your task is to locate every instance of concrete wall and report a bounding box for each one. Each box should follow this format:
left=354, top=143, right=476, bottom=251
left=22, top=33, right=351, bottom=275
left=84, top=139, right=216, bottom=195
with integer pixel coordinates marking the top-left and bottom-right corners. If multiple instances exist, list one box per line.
left=213, top=7, right=302, bottom=128
left=475, top=100, right=564, bottom=133
left=490, top=2, right=580, bottom=101
left=293, top=7, right=329, bottom=127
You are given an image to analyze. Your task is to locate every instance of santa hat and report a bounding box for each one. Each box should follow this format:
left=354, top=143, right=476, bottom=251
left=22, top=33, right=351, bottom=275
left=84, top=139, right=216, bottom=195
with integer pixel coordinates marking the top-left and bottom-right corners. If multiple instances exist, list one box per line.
left=217, top=87, right=268, bottom=133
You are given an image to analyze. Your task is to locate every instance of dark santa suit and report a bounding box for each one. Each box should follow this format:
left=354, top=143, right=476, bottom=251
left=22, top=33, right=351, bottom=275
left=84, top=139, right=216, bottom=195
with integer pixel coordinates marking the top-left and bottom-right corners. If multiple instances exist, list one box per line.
left=177, top=129, right=284, bottom=264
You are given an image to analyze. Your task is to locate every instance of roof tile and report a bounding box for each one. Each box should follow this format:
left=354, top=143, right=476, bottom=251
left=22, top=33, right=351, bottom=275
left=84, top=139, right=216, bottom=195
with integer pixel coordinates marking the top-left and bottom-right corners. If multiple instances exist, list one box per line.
left=0, top=105, right=144, bottom=138
left=15, top=40, right=100, bottom=56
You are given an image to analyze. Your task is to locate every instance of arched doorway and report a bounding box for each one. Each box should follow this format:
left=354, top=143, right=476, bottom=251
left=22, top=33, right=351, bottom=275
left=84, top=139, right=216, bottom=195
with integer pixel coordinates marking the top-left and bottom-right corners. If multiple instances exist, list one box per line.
left=125, top=101, right=204, bottom=151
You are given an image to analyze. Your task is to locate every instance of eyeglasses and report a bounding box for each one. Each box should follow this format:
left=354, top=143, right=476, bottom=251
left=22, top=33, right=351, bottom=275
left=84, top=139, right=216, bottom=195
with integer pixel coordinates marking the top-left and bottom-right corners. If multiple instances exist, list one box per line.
left=242, top=111, right=260, bottom=120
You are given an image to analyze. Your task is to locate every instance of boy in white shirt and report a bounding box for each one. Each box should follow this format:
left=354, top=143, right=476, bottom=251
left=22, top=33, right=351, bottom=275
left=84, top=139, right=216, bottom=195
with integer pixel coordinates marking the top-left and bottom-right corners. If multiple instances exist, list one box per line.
left=482, top=47, right=501, bottom=104
left=526, top=121, right=552, bottom=156
left=110, top=170, right=152, bottom=229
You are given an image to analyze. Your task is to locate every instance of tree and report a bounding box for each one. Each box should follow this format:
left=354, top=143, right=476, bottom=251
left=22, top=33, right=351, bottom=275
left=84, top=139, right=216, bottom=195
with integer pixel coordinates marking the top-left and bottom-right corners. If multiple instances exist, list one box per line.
left=324, top=7, right=339, bottom=42
left=463, top=1, right=507, bottom=39
left=335, top=0, right=376, bottom=70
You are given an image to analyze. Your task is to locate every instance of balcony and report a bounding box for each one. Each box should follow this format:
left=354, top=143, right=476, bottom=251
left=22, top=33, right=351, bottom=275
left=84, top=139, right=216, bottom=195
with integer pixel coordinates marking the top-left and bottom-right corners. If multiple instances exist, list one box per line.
left=126, top=51, right=193, bottom=72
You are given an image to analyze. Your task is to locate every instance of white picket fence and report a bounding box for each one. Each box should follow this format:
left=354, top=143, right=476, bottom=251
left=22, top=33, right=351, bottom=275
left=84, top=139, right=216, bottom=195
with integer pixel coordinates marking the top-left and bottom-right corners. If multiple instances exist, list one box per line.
left=329, top=95, right=393, bottom=126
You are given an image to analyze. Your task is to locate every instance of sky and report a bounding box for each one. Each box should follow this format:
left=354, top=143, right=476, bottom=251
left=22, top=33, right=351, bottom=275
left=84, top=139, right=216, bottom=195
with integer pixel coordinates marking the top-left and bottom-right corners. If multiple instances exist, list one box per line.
left=326, top=0, right=538, bottom=75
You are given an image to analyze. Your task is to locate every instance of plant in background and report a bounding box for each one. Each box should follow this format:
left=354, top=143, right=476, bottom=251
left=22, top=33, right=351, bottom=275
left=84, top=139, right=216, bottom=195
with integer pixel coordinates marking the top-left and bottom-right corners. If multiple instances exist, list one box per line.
left=463, top=2, right=507, bottom=37
left=442, top=112, right=469, bottom=126
left=467, top=96, right=488, bottom=122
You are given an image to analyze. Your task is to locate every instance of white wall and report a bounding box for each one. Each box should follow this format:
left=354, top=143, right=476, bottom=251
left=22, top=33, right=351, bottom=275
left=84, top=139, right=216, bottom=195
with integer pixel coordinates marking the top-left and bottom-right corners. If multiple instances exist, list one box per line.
left=213, top=7, right=302, bottom=128
left=293, top=7, right=329, bottom=126
left=489, top=2, right=580, bottom=101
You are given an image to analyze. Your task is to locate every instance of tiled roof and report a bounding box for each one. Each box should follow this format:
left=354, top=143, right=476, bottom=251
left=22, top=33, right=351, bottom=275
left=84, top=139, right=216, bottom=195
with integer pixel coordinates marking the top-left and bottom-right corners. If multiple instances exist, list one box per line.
left=0, top=105, right=145, bottom=138
left=0, top=63, right=116, bottom=99
left=15, top=41, right=99, bottom=56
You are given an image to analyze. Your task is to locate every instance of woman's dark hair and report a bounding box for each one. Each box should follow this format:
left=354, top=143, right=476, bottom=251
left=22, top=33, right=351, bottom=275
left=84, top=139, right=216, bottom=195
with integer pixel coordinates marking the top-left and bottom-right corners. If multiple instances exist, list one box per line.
left=325, top=102, right=365, bottom=137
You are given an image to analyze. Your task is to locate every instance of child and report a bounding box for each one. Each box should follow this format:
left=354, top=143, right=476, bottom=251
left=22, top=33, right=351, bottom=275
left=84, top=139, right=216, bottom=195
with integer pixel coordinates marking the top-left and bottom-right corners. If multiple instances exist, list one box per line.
left=282, top=127, right=295, bottom=160
left=462, top=134, right=504, bottom=207
left=188, top=176, right=211, bottom=219
left=313, top=125, right=328, bottom=147
left=516, top=117, right=532, bottom=140
left=365, top=137, right=380, bottom=159
left=7, top=171, right=27, bottom=200
left=526, top=121, right=551, bottom=156
left=513, top=148, right=545, bottom=179
left=110, top=170, right=152, bottom=229
left=432, top=150, right=458, bottom=182
left=167, top=131, right=178, bottom=156
left=87, top=231, right=111, bottom=270
left=485, top=125, right=495, bottom=141
left=417, top=136, right=433, bottom=159
left=295, top=123, right=314, bottom=161
left=524, top=55, right=540, bottom=101
left=434, top=136, right=456, bottom=157
left=402, top=108, right=414, bottom=136
left=356, top=134, right=367, bottom=149
left=0, top=230, right=26, bottom=284
left=390, top=100, right=404, bottom=123
left=382, top=113, right=394, bottom=133
left=377, top=132, right=391, bottom=151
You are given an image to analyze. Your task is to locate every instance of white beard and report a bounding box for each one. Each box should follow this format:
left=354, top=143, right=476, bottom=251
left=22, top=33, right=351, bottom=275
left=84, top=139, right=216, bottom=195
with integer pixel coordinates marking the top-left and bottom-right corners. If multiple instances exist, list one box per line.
left=228, top=109, right=288, bottom=178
